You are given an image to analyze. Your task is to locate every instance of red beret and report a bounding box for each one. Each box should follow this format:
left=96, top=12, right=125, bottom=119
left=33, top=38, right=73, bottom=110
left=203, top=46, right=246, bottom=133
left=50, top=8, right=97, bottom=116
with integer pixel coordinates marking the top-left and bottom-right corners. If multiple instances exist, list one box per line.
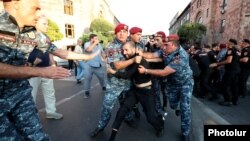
left=155, top=31, right=166, bottom=41
left=129, top=27, right=142, bottom=34
left=165, top=34, right=179, bottom=42
left=115, top=23, right=128, bottom=34
left=219, top=43, right=227, bottom=49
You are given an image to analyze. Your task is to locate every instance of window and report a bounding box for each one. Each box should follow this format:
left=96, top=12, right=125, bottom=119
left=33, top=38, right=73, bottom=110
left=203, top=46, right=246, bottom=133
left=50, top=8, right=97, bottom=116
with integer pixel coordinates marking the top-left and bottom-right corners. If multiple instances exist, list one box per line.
left=65, top=24, right=75, bottom=38
left=99, top=10, right=103, bottom=18
left=187, top=13, right=190, bottom=20
left=197, top=0, right=202, bottom=8
left=64, top=0, right=73, bottom=15
left=197, top=17, right=203, bottom=24
left=207, top=8, right=209, bottom=17
left=221, top=0, right=227, bottom=10
left=220, top=19, right=226, bottom=33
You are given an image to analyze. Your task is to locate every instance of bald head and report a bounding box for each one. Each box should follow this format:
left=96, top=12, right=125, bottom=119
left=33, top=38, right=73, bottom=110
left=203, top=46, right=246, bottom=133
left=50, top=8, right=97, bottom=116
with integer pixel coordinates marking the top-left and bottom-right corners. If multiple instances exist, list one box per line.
left=35, top=15, right=48, bottom=33
left=3, top=0, right=41, bottom=28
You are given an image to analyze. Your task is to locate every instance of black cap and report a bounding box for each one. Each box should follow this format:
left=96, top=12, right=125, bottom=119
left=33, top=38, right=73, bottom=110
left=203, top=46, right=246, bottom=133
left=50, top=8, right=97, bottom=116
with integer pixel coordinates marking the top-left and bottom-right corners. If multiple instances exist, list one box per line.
left=229, top=39, right=237, bottom=45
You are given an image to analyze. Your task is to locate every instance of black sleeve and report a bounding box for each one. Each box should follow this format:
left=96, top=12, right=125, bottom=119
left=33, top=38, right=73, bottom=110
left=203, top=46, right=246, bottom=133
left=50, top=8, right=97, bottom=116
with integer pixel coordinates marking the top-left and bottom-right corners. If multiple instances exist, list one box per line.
left=114, top=63, right=139, bottom=79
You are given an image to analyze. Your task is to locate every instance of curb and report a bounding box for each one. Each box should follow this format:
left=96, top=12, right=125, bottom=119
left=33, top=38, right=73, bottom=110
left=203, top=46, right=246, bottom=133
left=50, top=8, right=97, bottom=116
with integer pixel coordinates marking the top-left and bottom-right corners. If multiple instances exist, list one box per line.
left=191, top=96, right=230, bottom=141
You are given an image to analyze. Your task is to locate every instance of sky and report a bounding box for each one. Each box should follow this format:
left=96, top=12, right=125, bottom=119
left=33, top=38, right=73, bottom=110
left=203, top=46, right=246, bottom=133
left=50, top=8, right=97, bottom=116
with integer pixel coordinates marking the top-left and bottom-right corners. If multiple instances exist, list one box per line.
left=107, top=0, right=191, bottom=35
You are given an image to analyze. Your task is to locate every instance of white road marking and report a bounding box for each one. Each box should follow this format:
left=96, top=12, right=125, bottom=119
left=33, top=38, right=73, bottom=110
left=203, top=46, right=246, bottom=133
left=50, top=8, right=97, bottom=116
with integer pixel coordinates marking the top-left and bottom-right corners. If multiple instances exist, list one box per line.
left=38, top=83, right=99, bottom=112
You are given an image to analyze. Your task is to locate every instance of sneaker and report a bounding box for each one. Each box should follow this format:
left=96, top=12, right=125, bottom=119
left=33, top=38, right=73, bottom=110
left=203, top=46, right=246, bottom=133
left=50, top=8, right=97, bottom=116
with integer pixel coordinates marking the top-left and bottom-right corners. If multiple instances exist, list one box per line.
left=89, top=127, right=103, bottom=138
left=77, top=79, right=81, bottom=84
left=84, top=92, right=90, bottom=99
left=46, top=112, right=63, bottom=120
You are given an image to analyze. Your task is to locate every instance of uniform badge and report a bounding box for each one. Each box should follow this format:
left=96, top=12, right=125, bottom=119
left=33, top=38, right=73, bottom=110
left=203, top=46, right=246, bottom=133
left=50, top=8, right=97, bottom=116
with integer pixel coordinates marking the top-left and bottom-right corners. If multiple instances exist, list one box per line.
left=0, top=33, right=16, bottom=42
left=173, top=55, right=180, bottom=64
left=27, top=31, right=36, bottom=39
left=108, top=49, right=115, bottom=57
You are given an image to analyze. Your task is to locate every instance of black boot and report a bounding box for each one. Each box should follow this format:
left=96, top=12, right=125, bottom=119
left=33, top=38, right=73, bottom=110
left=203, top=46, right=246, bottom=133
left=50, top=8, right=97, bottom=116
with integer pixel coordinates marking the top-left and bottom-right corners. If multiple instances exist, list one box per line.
left=181, top=134, right=189, bottom=141
left=175, top=109, right=181, bottom=116
left=108, top=129, right=118, bottom=141
left=89, top=127, right=103, bottom=137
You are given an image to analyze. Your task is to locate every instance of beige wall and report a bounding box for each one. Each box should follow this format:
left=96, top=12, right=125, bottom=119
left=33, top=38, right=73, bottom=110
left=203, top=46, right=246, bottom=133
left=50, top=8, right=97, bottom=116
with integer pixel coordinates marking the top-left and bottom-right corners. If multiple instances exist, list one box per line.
left=0, top=0, right=118, bottom=48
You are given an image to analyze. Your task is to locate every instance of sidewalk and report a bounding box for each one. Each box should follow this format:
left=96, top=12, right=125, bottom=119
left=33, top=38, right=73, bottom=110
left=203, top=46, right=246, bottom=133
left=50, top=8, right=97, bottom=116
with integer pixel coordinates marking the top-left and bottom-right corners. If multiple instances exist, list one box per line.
left=191, top=86, right=250, bottom=141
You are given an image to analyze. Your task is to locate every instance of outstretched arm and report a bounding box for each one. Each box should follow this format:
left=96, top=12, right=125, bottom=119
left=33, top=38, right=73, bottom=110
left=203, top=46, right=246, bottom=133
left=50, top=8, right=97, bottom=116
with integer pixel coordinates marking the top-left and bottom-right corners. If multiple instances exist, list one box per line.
left=52, top=48, right=100, bottom=61
left=0, top=63, right=70, bottom=79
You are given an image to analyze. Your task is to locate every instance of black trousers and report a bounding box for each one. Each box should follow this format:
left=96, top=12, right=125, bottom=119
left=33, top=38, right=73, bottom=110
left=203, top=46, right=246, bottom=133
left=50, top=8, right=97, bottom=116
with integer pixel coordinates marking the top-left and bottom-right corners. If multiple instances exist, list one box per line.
left=221, top=70, right=240, bottom=103
left=112, top=86, right=164, bottom=131
left=200, top=69, right=216, bottom=97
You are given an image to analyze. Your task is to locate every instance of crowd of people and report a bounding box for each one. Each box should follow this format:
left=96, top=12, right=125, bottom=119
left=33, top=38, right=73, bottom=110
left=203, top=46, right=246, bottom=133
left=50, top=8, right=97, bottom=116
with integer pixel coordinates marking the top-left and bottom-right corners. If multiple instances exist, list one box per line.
left=186, top=38, right=250, bottom=107
left=0, top=0, right=249, bottom=141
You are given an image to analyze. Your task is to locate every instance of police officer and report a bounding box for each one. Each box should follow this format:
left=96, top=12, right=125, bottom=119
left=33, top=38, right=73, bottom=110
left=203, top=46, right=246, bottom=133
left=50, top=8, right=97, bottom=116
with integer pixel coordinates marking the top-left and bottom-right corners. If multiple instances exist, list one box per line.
left=90, top=23, right=137, bottom=137
left=107, top=41, right=164, bottom=141
left=149, top=31, right=168, bottom=114
left=138, top=34, right=194, bottom=141
left=239, top=39, right=250, bottom=98
left=210, top=39, right=241, bottom=106
left=129, top=26, right=145, bottom=50
left=0, top=0, right=99, bottom=140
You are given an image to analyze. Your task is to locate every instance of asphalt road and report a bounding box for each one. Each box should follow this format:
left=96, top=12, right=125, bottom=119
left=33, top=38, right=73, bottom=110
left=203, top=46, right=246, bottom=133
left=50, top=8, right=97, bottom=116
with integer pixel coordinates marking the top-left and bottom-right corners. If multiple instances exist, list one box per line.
left=36, top=76, right=193, bottom=141
left=35, top=75, right=250, bottom=141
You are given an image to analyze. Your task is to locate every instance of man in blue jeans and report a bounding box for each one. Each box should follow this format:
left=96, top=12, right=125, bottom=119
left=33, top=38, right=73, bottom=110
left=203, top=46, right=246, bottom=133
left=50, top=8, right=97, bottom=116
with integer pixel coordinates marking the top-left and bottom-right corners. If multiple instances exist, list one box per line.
left=83, top=34, right=106, bottom=98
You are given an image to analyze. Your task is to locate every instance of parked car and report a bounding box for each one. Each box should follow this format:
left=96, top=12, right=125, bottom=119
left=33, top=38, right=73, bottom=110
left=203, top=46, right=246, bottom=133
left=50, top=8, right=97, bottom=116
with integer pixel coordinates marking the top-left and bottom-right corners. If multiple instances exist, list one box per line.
left=54, top=56, right=69, bottom=68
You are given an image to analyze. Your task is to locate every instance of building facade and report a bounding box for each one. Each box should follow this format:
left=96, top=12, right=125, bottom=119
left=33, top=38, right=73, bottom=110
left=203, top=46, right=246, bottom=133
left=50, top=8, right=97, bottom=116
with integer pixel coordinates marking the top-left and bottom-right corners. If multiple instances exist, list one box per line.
left=0, top=0, right=119, bottom=48
left=169, top=3, right=191, bottom=35
left=169, top=0, right=250, bottom=45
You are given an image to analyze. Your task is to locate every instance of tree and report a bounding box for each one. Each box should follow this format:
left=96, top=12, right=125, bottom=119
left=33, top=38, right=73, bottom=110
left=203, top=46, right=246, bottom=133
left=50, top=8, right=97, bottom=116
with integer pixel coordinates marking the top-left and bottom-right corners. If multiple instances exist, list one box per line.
left=46, top=19, right=63, bottom=42
left=83, top=18, right=114, bottom=47
left=178, top=23, right=206, bottom=46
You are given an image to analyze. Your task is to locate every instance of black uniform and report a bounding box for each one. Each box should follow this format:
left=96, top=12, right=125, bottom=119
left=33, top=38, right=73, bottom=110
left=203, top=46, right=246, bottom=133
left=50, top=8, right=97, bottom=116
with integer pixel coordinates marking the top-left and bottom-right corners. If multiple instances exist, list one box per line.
left=147, top=46, right=167, bottom=113
left=220, top=47, right=240, bottom=105
left=193, top=50, right=216, bottom=98
left=239, top=46, right=250, bottom=97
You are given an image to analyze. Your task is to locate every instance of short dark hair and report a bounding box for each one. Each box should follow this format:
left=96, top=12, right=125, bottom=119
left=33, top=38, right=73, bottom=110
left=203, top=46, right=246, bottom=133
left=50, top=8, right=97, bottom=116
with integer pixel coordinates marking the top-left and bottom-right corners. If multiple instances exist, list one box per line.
left=204, top=44, right=211, bottom=49
left=229, top=38, right=237, bottom=45
left=212, top=43, right=218, bottom=48
left=243, top=39, right=250, bottom=44
left=89, top=33, right=97, bottom=40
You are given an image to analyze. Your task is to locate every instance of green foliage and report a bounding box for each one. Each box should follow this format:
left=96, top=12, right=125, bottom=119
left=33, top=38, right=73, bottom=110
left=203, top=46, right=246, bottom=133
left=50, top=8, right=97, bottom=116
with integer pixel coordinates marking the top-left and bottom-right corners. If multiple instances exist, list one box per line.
left=46, top=19, right=63, bottom=42
left=89, top=18, right=114, bottom=33
left=81, top=18, right=114, bottom=47
left=178, top=23, right=207, bottom=45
